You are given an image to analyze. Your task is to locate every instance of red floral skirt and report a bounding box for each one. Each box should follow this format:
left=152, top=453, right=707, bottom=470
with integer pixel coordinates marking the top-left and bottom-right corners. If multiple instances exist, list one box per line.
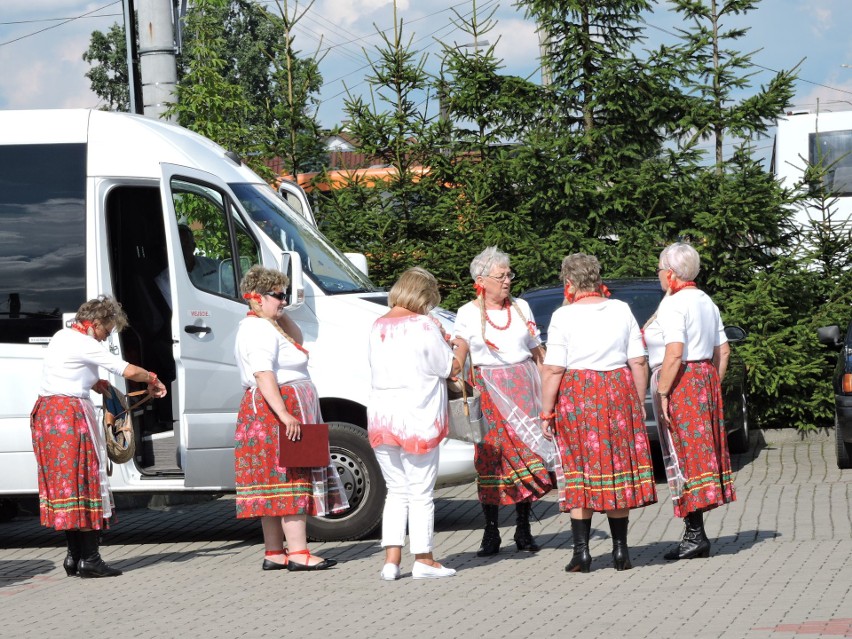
left=474, top=368, right=553, bottom=506
left=554, top=368, right=657, bottom=513
left=668, top=361, right=736, bottom=518
left=30, top=395, right=107, bottom=530
left=235, top=384, right=322, bottom=518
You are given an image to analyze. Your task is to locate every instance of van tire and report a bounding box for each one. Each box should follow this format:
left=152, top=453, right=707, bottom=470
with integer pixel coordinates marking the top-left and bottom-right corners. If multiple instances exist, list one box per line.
left=306, top=421, right=386, bottom=542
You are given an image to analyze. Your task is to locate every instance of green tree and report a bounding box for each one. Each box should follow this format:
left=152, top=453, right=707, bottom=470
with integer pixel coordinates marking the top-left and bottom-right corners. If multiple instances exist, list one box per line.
left=82, top=22, right=129, bottom=111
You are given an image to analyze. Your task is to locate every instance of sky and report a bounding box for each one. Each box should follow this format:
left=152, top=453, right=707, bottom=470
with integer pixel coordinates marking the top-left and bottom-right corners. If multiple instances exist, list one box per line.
left=2, top=0, right=852, bottom=163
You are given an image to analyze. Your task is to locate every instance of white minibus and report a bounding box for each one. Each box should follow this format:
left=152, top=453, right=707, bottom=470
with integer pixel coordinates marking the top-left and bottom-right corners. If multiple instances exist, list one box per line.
left=0, top=109, right=474, bottom=540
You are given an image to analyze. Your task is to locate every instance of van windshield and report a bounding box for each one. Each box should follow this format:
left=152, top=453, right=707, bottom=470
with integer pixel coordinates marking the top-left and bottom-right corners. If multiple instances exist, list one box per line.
left=230, top=183, right=377, bottom=294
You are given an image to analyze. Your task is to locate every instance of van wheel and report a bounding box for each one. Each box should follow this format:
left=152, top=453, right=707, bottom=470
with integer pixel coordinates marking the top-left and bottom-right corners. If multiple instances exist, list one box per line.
left=306, top=421, right=386, bottom=542
left=0, top=499, right=18, bottom=523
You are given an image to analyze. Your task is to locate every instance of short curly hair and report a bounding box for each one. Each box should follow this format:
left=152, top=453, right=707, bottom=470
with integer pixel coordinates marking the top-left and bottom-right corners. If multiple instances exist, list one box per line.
left=239, top=265, right=289, bottom=297
left=388, top=267, right=441, bottom=314
left=560, top=253, right=602, bottom=291
left=75, top=295, right=128, bottom=332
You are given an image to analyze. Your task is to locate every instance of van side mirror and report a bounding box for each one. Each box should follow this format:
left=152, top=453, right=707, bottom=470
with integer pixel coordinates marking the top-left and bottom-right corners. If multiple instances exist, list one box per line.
left=279, top=251, right=305, bottom=309
left=817, top=325, right=842, bottom=347
left=724, top=325, right=747, bottom=342
left=344, top=252, right=369, bottom=276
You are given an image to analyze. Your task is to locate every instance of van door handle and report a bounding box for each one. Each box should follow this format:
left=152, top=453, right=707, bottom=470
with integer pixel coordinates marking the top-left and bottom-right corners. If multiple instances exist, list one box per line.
left=184, top=325, right=211, bottom=335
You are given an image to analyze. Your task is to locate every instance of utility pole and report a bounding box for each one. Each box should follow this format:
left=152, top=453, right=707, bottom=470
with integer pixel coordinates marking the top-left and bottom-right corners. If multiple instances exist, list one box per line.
left=135, top=0, right=178, bottom=121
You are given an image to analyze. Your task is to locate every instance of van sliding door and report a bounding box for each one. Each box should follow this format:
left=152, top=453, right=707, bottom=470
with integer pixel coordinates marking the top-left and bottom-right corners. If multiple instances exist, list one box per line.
left=159, top=164, right=265, bottom=488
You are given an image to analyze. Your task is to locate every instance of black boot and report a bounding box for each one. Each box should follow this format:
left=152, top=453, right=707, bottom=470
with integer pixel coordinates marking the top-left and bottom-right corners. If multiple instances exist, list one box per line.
left=607, top=516, right=632, bottom=571
left=477, top=504, right=501, bottom=557
left=513, top=502, right=540, bottom=552
left=565, top=518, right=592, bottom=573
left=663, top=511, right=711, bottom=560
left=63, top=530, right=81, bottom=577
left=77, top=530, right=123, bottom=578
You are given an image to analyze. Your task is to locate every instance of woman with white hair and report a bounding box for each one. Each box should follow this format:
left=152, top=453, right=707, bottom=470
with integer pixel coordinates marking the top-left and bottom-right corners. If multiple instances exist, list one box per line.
left=452, top=247, right=554, bottom=557
left=644, top=242, right=735, bottom=560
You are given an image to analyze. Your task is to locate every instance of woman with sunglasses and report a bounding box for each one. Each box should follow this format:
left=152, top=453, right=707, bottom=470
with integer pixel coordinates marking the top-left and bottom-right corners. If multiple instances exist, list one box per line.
left=30, top=295, right=167, bottom=578
left=645, top=242, right=735, bottom=560
left=234, top=266, right=348, bottom=571
left=451, top=247, right=555, bottom=558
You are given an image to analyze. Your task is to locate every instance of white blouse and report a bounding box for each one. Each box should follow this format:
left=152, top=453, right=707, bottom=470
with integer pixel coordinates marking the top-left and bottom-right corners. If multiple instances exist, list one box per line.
left=38, top=328, right=129, bottom=398
left=234, top=316, right=309, bottom=388
left=543, top=299, right=644, bottom=371
left=367, top=315, right=454, bottom=454
left=645, top=289, right=727, bottom=369
left=453, top=298, right=541, bottom=366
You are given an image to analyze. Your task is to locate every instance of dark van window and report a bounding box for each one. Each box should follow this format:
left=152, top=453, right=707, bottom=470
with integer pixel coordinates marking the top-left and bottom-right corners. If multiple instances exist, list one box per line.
left=0, top=143, right=87, bottom=343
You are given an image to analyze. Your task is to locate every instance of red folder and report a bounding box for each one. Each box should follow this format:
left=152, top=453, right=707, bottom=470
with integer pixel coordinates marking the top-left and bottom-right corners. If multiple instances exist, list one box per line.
left=278, top=423, right=330, bottom=468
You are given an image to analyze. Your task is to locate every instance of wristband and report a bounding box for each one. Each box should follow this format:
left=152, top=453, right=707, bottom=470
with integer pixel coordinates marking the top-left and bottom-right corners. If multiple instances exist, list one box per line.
left=539, top=411, right=556, bottom=420
left=658, top=391, right=669, bottom=398
left=148, top=372, right=158, bottom=383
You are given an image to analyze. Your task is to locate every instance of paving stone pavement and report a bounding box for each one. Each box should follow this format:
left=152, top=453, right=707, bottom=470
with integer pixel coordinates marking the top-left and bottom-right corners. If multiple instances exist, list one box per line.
left=1, top=429, right=850, bottom=639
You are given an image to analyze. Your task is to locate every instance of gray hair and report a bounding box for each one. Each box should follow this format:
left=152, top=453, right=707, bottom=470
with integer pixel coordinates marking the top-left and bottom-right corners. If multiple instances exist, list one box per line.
left=469, top=246, right=510, bottom=280
left=660, top=242, right=700, bottom=281
left=560, top=253, right=602, bottom=291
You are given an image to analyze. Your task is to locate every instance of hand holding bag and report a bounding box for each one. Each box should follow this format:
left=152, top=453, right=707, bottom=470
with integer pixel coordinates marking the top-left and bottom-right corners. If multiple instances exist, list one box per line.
left=447, top=355, right=485, bottom=444
left=103, top=385, right=149, bottom=465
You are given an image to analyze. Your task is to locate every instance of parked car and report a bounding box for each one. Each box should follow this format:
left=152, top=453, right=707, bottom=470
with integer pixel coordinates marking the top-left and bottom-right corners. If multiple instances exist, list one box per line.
left=520, top=279, right=751, bottom=454
left=817, top=324, right=852, bottom=469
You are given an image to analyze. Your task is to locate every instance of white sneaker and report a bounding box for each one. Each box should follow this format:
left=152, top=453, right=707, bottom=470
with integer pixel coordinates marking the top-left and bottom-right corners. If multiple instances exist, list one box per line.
left=411, top=561, right=456, bottom=579
left=380, top=563, right=401, bottom=581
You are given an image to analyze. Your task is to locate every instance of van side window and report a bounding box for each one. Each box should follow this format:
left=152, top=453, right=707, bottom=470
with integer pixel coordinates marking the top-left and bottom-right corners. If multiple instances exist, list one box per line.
left=0, top=143, right=86, bottom=343
left=170, top=179, right=260, bottom=298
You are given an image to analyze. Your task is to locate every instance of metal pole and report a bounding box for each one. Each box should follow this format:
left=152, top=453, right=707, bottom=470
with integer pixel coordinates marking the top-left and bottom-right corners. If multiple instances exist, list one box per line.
left=122, top=0, right=143, bottom=114
left=136, top=0, right=178, bottom=121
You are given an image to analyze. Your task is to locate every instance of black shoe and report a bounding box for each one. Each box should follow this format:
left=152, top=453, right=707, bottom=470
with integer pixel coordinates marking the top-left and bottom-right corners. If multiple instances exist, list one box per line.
left=77, top=530, right=122, bottom=578
left=286, top=550, right=337, bottom=571
left=477, top=504, right=501, bottom=557
left=262, top=559, right=289, bottom=571
left=608, top=516, right=632, bottom=571
left=513, top=502, right=540, bottom=552
left=664, top=512, right=711, bottom=560
left=565, top=518, right=592, bottom=573
left=63, top=531, right=81, bottom=577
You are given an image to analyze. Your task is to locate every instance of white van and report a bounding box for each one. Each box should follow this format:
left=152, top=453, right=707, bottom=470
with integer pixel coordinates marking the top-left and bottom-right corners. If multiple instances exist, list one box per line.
left=0, top=109, right=474, bottom=540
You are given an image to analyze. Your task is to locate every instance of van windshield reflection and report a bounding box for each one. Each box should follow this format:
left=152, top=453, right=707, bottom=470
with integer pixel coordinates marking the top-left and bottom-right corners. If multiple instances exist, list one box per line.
left=230, top=183, right=376, bottom=294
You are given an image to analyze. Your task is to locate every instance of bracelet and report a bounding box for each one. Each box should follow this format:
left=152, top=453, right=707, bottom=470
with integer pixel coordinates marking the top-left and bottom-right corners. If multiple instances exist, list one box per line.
left=539, top=411, right=556, bottom=420
left=658, top=391, right=669, bottom=398
left=148, top=372, right=158, bottom=383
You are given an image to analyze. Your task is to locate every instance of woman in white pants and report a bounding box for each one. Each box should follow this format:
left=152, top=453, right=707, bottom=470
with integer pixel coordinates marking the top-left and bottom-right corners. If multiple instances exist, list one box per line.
left=368, top=267, right=462, bottom=580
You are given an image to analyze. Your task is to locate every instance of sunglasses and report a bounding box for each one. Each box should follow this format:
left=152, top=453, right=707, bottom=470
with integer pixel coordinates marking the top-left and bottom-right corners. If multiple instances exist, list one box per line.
left=263, top=291, right=286, bottom=301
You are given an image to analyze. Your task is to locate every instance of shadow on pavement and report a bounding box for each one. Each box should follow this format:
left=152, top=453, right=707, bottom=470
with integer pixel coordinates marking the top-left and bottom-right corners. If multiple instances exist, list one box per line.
left=0, top=559, right=55, bottom=587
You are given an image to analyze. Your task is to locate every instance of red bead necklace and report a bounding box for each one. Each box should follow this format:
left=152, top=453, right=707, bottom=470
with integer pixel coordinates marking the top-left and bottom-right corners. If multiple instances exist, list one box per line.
left=669, top=281, right=697, bottom=294
left=484, top=300, right=512, bottom=331
left=572, top=291, right=604, bottom=302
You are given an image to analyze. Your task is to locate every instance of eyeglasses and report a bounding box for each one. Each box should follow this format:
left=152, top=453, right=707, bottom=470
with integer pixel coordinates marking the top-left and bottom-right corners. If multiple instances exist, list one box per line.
left=263, top=291, right=286, bottom=301
left=656, top=267, right=668, bottom=274
left=485, top=272, right=515, bottom=282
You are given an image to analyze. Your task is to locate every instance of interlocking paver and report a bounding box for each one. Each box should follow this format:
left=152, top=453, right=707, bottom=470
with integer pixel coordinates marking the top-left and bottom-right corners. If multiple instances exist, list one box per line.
left=1, top=429, right=850, bottom=639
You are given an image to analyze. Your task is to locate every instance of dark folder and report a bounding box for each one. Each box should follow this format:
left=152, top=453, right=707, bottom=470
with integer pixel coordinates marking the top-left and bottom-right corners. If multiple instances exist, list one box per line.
left=278, top=423, right=330, bottom=468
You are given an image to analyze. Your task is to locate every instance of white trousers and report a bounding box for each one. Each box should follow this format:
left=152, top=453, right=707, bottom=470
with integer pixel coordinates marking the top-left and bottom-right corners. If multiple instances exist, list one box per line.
left=374, top=444, right=440, bottom=555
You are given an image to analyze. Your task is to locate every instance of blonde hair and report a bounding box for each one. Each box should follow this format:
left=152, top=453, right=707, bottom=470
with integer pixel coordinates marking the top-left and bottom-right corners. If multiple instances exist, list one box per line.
left=660, top=242, right=700, bottom=281
left=239, top=265, right=289, bottom=297
left=388, top=267, right=441, bottom=314
left=560, top=253, right=602, bottom=292
left=76, top=295, right=128, bottom=332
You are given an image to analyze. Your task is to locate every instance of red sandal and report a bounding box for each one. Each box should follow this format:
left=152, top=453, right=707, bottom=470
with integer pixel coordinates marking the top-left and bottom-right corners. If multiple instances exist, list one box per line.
left=285, top=549, right=337, bottom=571
left=262, top=549, right=288, bottom=571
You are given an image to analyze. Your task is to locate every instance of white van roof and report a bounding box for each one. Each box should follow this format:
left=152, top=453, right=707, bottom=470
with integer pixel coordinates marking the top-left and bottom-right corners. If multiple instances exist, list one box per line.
left=0, top=109, right=262, bottom=183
